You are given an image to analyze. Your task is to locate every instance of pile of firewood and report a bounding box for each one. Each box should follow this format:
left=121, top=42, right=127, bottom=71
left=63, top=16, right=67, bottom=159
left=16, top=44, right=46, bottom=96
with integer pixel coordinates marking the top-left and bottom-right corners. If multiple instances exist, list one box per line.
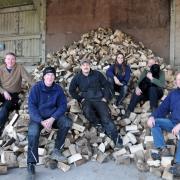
left=0, top=27, right=177, bottom=179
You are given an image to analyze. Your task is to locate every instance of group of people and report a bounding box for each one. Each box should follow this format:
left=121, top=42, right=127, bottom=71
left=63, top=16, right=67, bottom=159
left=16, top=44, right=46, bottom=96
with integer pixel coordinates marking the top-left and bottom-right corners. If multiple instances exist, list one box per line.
left=0, top=52, right=180, bottom=178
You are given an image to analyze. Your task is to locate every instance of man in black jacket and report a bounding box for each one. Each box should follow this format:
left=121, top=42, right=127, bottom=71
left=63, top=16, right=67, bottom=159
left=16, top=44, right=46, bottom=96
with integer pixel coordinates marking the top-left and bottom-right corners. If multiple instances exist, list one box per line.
left=69, top=59, right=122, bottom=147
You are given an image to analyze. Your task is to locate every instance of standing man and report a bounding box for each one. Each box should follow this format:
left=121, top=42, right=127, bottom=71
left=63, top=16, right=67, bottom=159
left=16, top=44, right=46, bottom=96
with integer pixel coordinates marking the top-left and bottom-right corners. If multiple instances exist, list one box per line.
left=27, top=66, right=72, bottom=179
left=124, top=58, right=165, bottom=118
left=69, top=59, right=122, bottom=148
left=0, top=52, right=34, bottom=135
left=147, top=72, right=180, bottom=177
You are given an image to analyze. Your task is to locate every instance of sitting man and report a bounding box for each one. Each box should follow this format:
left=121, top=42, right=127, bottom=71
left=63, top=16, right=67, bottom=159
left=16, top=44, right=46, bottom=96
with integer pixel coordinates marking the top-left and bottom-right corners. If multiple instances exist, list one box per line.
left=69, top=58, right=122, bottom=148
left=124, top=58, right=165, bottom=118
left=0, top=52, right=34, bottom=135
left=147, top=72, right=180, bottom=177
left=27, top=66, right=72, bottom=179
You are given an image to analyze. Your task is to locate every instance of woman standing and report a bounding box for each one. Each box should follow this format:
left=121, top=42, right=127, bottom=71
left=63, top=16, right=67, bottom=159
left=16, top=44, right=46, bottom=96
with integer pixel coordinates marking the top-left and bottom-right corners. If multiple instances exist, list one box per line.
left=106, top=53, right=131, bottom=106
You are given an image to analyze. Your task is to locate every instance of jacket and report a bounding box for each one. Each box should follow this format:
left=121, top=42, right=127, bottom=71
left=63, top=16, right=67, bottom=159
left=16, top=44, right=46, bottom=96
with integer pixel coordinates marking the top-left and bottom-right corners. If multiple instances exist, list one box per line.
left=152, top=88, right=180, bottom=125
left=69, top=70, right=111, bottom=102
left=106, top=64, right=131, bottom=85
left=28, top=81, right=67, bottom=123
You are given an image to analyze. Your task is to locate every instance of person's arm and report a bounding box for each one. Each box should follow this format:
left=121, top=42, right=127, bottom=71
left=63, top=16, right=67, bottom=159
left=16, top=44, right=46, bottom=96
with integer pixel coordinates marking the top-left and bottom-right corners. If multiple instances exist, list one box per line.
left=151, top=70, right=165, bottom=88
left=151, top=92, right=171, bottom=118
left=51, top=86, right=67, bottom=120
left=69, top=75, right=83, bottom=102
left=106, top=65, right=115, bottom=79
left=28, top=85, right=43, bottom=123
left=137, top=69, right=147, bottom=86
left=122, top=65, right=131, bottom=85
left=20, top=65, right=35, bottom=86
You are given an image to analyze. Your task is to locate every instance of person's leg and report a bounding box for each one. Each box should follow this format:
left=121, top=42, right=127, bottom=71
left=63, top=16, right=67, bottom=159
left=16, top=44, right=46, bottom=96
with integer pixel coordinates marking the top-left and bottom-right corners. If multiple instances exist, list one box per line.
left=92, top=101, right=121, bottom=146
left=27, top=121, right=41, bottom=164
left=106, top=77, right=115, bottom=96
left=54, top=115, right=72, bottom=150
left=116, top=85, right=128, bottom=105
left=148, top=86, right=163, bottom=109
left=127, top=91, right=144, bottom=112
left=151, top=118, right=174, bottom=148
left=82, top=100, right=101, bottom=126
left=175, top=133, right=180, bottom=164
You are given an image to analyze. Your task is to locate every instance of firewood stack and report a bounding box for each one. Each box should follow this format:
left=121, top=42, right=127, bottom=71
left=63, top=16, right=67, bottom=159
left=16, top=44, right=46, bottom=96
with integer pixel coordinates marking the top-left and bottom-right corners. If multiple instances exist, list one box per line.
left=0, top=27, right=177, bottom=178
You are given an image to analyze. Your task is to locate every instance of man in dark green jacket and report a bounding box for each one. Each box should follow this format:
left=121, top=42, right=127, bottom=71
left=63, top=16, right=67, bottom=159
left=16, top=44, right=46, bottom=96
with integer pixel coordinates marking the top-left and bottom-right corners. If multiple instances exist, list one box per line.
left=124, top=58, right=165, bottom=118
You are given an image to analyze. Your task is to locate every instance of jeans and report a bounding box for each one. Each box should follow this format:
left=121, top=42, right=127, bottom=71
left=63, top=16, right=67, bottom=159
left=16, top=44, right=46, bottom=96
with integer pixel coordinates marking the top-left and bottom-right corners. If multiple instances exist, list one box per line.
left=128, top=86, right=163, bottom=112
left=27, top=115, right=72, bottom=164
left=82, top=100, right=118, bottom=143
left=0, top=93, right=19, bottom=134
left=107, top=77, right=128, bottom=105
left=151, top=118, right=180, bottom=163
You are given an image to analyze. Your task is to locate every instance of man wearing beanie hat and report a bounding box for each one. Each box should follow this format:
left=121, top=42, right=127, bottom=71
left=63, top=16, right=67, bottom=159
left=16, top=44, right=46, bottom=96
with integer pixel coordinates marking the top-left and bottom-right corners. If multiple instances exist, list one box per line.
left=69, top=59, right=123, bottom=148
left=27, top=66, right=72, bottom=179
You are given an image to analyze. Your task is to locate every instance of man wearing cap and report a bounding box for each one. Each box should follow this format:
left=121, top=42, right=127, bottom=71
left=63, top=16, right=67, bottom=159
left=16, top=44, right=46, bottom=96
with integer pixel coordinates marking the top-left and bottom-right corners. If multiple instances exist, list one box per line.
left=0, top=52, right=34, bottom=135
left=69, top=59, right=122, bottom=148
left=27, top=66, right=72, bottom=179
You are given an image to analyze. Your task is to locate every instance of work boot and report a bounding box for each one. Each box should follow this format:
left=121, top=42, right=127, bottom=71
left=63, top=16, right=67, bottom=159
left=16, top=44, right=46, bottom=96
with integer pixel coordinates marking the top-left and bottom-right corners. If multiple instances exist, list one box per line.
left=151, top=147, right=171, bottom=160
left=122, top=109, right=131, bottom=119
left=169, top=163, right=180, bottom=176
left=50, top=148, right=67, bottom=162
left=27, top=163, right=35, bottom=180
left=115, top=134, right=123, bottom=148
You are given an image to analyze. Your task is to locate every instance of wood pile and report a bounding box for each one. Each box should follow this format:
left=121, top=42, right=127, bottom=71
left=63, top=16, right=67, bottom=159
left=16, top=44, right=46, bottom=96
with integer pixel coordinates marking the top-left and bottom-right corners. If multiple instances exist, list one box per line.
left=0, top=27, right=177, bottom=179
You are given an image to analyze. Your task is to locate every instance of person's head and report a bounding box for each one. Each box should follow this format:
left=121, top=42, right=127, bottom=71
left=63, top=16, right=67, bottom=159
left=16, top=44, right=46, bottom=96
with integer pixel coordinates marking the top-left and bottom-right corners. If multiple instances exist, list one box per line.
left=43, top=66, right=56, bottom=87
left=175, top=72, right=180, bottom=88
left=80, top=59, right=91, bottom=75
left=147, top=58, right=156, bottom=68
left=116, top=53, right=124, bottom=65
left=4, top=52, right=16, bottom=69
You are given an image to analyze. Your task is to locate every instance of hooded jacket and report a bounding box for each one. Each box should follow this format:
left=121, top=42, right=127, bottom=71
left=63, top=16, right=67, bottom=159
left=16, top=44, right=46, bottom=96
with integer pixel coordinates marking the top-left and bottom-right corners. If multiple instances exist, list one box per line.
left=28, top=80, right=67, bottom=123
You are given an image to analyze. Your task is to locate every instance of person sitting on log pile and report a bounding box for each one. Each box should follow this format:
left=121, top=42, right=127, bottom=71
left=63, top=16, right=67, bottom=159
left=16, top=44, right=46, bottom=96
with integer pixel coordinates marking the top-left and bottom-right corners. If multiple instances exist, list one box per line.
left=0, top=52, right=34, bottom=136
left=106, top=53, right=131, bottom=107
left=27, top=66, right=72, bottom=179
left=147, top=72, right=180, bottom=177
left=123, top=57, right=165, bottom=118
left=69, top=58, right=123, bottom=148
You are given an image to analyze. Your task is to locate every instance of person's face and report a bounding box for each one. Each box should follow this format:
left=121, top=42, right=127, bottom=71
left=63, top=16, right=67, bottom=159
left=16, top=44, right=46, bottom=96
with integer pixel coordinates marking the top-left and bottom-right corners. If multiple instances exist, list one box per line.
left=116, top=54, right=124, bottom=64
left=147, top=59, right=156, bottom=68
left=175, top=73, right=180, bottom=88
left=5, top=54, right=16, bottom=69
left=43, top=73, right=55, bottom=87
left=81, top=62, right=90, bottom=74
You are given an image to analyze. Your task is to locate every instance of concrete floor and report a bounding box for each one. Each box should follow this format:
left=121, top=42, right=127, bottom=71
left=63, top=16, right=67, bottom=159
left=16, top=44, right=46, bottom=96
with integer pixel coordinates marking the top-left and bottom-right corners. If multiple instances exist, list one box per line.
left=1, top=161, right=161, bottom=180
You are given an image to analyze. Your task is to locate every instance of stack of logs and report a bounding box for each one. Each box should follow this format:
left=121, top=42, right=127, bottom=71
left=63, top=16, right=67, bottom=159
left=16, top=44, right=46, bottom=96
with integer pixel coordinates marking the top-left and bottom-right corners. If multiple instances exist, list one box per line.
left=0, top=27, right=177, bottom=179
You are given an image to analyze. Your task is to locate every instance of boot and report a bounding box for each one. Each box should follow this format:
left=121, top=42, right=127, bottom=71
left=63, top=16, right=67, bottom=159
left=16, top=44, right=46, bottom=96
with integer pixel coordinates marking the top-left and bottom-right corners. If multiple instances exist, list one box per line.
left=169, top=163, right=180, bottom=176
left=151, top=147, right=171, bottom=160
left=50, top=148, right=67, bottom=162
left=27, top=163, right=35, bottom=180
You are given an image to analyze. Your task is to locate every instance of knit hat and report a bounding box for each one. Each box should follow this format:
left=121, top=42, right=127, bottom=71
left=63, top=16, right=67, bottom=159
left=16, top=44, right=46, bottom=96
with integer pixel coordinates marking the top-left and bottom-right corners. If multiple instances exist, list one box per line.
left=43, top=66, right=56, bottom=77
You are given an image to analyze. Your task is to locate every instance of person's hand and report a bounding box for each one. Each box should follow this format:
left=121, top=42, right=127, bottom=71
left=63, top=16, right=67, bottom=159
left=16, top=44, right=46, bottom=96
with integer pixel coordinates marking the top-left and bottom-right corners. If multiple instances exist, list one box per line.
left=102, top=98, right=107, bottom=103
left=135, top=87, right=142, bottom=96
left=146, top=72, right=153, bottom=80
left=41, top=117, right=55, bottom=132
left=3, top=91, right=12, bottom=100
left=147, top=116, right=155, bottom=128
left=172, top=123, right=180, bottom=136
left=114, top=76, right=121, bottom=86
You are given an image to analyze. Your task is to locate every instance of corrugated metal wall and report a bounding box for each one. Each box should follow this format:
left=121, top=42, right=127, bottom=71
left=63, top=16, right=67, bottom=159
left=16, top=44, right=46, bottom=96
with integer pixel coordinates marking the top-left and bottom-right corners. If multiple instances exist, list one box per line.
left=0, top=6, right=42, bottom=65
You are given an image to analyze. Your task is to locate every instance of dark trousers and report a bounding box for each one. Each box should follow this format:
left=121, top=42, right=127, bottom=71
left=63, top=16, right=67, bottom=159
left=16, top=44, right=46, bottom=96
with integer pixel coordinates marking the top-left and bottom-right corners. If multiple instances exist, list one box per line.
left=128, top=86, right=163, bottom=112
left=82, top=100, right=118, bottom=143
left=27, top=115, right=72, bottom=164
left=107, top=77, right=128, bottom=105
left=0, top=93, right=19, bottom=134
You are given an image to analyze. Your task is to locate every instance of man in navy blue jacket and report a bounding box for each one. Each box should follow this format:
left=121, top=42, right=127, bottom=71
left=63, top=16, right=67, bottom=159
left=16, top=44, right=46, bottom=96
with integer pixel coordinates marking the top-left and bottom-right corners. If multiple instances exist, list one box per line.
left=69, top=59, right=122, bottom=148
left=147, top=72, right=180, bottom=176
left=27, top=67, right=72, bottom=178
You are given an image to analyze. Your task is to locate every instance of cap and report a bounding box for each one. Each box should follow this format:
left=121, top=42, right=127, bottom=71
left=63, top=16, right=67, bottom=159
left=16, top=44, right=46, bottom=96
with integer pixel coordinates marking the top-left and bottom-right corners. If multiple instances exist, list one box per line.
left=80, top=59, right=91, bottom=65
left=43, top=66, right=56, bottom=77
